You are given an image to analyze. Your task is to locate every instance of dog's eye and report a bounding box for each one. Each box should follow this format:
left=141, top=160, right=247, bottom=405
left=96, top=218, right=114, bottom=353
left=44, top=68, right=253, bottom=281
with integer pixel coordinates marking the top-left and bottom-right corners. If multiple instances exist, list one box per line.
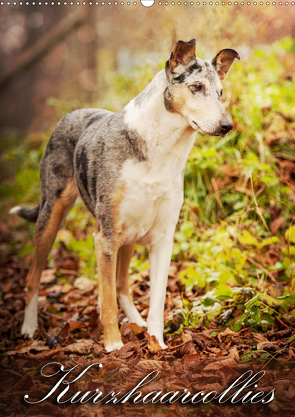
left=189, top=84, right=203, bottom=94
left=220, top=90, right=223, bottom=97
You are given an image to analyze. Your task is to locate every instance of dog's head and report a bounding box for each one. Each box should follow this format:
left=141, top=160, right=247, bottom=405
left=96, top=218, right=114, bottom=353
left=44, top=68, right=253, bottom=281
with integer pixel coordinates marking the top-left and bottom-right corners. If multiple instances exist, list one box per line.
left=164, top=38, right=240, bottom=137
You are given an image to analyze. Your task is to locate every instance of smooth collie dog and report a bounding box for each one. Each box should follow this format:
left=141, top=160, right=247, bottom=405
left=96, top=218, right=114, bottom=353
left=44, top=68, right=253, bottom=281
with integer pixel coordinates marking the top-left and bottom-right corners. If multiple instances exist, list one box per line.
left=11, top=38, right=239, bottom=352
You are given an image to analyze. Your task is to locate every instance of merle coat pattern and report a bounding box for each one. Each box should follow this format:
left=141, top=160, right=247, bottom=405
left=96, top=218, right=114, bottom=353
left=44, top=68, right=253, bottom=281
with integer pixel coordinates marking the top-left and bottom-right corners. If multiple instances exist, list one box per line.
left=11, top=38, right=240, bottom=352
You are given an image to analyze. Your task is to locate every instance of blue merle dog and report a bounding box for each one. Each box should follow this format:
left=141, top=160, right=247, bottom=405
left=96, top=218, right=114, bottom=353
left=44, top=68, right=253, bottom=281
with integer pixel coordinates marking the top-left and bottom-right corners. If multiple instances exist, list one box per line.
left=11, top=39, right=239, bottom=352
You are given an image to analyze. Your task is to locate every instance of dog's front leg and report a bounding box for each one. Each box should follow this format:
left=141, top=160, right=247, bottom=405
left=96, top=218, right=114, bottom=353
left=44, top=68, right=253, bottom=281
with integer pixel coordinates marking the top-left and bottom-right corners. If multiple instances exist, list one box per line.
left=147, top=234, right=174, bottom=349
left=93, top=231, right=123, bottom=352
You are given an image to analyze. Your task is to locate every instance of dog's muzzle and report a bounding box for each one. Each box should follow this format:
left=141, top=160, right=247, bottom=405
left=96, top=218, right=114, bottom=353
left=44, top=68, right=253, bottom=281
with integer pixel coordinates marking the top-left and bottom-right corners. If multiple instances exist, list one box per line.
left=219, top=118, right=233, bottom=136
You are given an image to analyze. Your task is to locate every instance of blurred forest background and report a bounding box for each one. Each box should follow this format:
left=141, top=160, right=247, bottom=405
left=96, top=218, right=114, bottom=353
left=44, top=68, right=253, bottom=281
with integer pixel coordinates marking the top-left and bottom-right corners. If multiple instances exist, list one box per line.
left=1, top=6, right=295, bottom=347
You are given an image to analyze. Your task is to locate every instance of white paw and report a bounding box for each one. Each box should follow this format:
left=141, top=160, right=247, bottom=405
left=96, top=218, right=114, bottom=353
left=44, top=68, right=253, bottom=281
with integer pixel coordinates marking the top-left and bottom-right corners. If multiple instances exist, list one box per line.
left=105, top=340, right=124, bottom=352
left=21, top=292, right=39, bottom=338
left=119, top=295, right=147, bottom=327
left=21, top=321, right=37, bottom=338
left=147, top=318, right=168, bottom=349
left=147, top=329, right=167, bottom=350
left=159, top=341, right=168, bottom=350
left=151, top=335, right=168, bottom=350
left=133, top=317, right=147, bottom=327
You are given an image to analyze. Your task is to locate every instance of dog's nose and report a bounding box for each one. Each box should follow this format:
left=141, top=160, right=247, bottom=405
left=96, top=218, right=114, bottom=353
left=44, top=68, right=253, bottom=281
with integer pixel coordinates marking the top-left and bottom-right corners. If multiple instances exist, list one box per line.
left=220, top=118, right=233, bottom=134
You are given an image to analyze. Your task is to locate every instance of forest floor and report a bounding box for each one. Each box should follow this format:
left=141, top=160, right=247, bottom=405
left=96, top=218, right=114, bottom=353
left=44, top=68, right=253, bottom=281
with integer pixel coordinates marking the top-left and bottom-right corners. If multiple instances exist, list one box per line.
left=0, top=226, right=294, bottom=417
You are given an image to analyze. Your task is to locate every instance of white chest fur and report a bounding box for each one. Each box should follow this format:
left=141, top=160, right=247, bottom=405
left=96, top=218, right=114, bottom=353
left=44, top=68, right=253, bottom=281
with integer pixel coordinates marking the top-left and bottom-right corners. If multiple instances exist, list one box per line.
left=117, top=128, right=196, bottom=247
left=116, top=70, right=197, bottom=247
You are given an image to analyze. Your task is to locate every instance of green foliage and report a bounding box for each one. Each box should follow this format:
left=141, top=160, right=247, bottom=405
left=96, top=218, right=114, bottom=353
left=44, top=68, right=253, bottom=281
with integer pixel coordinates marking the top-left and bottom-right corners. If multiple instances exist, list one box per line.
left=167, top=287, right=295, bottom=335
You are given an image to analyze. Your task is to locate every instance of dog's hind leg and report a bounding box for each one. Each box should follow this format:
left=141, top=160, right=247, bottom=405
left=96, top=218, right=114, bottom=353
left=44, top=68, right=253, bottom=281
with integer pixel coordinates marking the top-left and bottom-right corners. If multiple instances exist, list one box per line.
left=93, top=231, right=123, bottom=352
left=116, top=244, right=147, bottom=327
left=21, top=181, right=77, bottom=337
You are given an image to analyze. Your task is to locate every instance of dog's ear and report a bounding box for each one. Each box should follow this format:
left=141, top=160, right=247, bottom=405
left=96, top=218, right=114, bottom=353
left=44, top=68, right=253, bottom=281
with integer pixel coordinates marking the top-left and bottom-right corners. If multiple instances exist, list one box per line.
left=212, top=49, right=240, bottom=80
left=168, top=38, right=196, bottom=71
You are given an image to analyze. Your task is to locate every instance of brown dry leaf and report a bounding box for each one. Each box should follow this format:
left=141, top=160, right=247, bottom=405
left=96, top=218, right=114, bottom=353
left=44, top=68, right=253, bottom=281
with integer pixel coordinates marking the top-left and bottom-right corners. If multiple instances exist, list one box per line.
left=181, top=332, right=192, bottom=344
left=114, top=341, right=138, bottom=359
left=253, top=332, right=268, bottom=344
left=127, top=322, right=146, bottom=335
left=61, top=283, right=74, bottom=293
left=257, top=341, right=279, bottom=351
left=74, top=276, right=96, bottom=291
left=7, top=340, right=49, bottom=355
left=57, top=257, right=79, bottom=271
left=83, top=305, right=96, bottom=315
left=179, top=342, right=197, bottom=356
left=68, top=320, right=86, bottom=332
left=217, top=328, right=238, bottom=342
left=47, top=284, right=63, bottom=293
left=183, top=353, right=201, bottom=364
left=228, top=347, right=240, bottom=362
left=146, top=334, right=162, bottom=354
left=203, top=357, right=237, bottom=370
left=137, top=360, right=163, bottom=371
left=208, top=347, right=221, bottom=353
left=271, top=216, right=285, bottom=234
left=40, top=268, right=56, bottom=284
left=64, top=339, right=94, bottom=355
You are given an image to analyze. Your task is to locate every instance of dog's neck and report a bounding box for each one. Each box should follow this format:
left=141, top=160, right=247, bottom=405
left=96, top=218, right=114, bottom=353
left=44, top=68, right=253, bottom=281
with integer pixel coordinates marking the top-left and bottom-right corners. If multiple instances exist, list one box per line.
left=123, top=70, right=195, bottom=161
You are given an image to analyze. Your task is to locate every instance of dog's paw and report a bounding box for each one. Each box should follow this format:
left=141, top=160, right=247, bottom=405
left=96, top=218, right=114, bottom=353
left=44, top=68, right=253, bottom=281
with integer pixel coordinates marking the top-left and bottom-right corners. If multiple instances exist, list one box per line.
left=134, top=317, right=147, bottom=327
left=159, top=341, right=168, bottom=350
left=152, top=336, right=168, bottom=350
left=104, top=340, right=124, bottom=352
left=147, top=321, right=168, bottom=350
left=119, top=294, right=147, bottom=327
left=147, top=330, right=167, bottom=350
left=21, top=322, right=37, bottom=338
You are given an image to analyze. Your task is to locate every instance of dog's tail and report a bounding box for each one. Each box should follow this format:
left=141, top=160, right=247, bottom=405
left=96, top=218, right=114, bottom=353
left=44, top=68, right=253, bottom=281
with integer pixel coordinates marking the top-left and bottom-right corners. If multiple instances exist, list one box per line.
left=9, top=204, right=40, bottom=223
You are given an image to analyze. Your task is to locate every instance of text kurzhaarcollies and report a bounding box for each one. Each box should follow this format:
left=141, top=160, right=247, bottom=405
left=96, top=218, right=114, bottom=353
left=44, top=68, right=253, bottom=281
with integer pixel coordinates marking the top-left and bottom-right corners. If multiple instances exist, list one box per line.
left=24, top=362, right=275, bottom=406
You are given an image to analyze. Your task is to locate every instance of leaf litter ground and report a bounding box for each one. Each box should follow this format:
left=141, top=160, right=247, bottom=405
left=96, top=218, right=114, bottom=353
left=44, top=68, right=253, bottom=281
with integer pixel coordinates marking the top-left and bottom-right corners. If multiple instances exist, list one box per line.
left=0, top=229, right=295, bottom=417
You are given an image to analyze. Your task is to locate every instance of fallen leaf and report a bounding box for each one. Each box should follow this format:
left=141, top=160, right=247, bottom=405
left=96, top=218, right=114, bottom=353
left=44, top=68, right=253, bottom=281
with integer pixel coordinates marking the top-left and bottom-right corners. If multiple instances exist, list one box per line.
left=228, top=347, right=240, bottom=362
left=146, top=334, right=162, bottom=354
left=74, top=276, right=96, bottom=291
left=183, top=353, right=201, bottom=364
left=217, top=328, right=238, bottom=343
left=83, top=305, right=97, bottom=315
left=181, top=333, right=192, bottom=344
left=7, top=340, right=49, bottom=355
left=137, top=360, right=163, bottom=371
left=203, top=357, right=237, bottom=370
left=257, top=341, right=279, bottom=351
left=126, top=322, right=146, bottom=335
left=40, top=268, right=56, bottom=284
left=271, top=216, right=285, bottom=234
left=64, top=340, right=94, bottom=355
left=68, top=320, right=86, bottom=332
left=253, top=333, right=268, bottom=344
